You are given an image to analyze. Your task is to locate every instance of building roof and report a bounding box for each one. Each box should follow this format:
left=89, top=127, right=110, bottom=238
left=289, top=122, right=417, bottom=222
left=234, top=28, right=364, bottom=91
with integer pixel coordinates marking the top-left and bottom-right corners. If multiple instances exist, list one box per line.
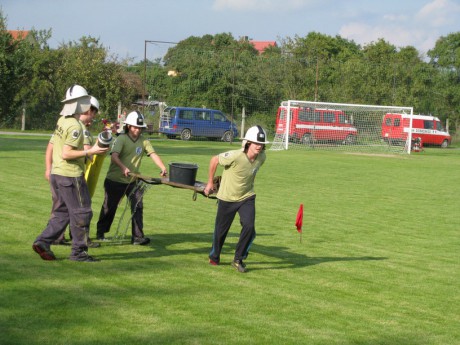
left=8, top=30, right=30, bottom=41
left=249, top=40, right=277, bottom=54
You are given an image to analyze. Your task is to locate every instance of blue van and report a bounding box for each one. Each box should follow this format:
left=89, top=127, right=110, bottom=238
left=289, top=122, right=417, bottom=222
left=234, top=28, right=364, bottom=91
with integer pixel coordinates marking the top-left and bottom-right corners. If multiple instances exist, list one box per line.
left=159, top=107, right=238, bottom=141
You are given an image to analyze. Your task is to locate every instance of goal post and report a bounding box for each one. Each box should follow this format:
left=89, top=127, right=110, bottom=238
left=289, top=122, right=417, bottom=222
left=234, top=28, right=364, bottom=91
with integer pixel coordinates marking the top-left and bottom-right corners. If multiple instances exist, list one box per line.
left=269, top=100, right=414, bottom=154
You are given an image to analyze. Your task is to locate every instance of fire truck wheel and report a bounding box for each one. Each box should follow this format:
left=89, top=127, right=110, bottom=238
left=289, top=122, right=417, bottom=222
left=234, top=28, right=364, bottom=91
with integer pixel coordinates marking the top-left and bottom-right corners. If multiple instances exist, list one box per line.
left=344, top=135, right=356, bottom=145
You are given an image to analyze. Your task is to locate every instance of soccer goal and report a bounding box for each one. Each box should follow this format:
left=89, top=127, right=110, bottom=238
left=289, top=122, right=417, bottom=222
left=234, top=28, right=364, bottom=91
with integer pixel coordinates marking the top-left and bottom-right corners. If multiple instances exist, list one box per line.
left=269, top=100, right=414, bottom=154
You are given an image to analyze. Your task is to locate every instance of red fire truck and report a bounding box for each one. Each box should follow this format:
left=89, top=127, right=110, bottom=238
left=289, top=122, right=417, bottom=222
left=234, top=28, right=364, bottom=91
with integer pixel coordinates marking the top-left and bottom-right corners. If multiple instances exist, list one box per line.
left=382, top=113, right=451, bottom=148
left=275, top=104, right=358, bottom=145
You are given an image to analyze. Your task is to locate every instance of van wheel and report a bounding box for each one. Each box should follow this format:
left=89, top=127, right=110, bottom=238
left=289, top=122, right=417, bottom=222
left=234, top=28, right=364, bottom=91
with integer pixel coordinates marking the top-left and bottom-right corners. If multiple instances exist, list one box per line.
left=180, top=129, right=192, bottom=141
left=441, top=140, right=448, bottom=148
left=344, top=135, right=356, bottom=145
left=301, top=134, right=312, bottom=145
left=222, top=131, right=233, bottom=142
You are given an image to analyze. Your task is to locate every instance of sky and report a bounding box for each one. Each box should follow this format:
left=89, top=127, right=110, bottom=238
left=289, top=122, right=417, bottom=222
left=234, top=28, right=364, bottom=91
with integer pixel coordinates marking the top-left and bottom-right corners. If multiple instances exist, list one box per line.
left=2, top=0, right=460, bottom=62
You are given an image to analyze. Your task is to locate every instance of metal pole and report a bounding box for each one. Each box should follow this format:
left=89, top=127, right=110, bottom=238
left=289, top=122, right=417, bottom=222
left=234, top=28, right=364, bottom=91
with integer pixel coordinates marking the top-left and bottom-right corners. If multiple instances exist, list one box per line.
left=143, top=40, right=147, bottom=114
left=285, top=101, right=291, bottom=150
left=407, top=108, right=414, bottom=154
left=142, top=40, right=178, bottom=115
left=240, top=107, right=246, bottom=139
left=231, top=49, right=236, bottom=144
left=314, top=59, right=319, bottom=102
left=21, top=106, right=26, bottom=131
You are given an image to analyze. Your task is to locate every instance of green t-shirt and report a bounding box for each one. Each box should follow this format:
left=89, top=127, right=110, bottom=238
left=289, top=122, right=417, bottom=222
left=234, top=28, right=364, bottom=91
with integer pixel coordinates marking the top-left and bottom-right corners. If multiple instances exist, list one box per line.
left=50, top=120, right=93, bottom=172
left=81, top=122, right=94, bottom=146
left=50, top=120, right=93, bottom=146
left=51, top=116, right=85, bottom=177
left=106, top=133, right=156, bottom=184
left=216, top=149, right=266, bottom=202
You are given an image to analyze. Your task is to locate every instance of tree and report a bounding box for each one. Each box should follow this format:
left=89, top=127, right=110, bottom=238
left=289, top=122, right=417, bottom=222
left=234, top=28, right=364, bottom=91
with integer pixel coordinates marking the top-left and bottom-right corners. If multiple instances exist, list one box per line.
left=158, top=33, right=259, bottom=114
left=428, top=32, right=460, bottom=70
left=427, top=32, right=460, bottom=130
left=56, top=37, right=125, bottom=115
left=0, top=10, right=23, bottom=125
left=16, top=29, right=63, bottom=129
left=278, top=33, right=362, bottom=102
left=391, top=46, right=434, bottom=111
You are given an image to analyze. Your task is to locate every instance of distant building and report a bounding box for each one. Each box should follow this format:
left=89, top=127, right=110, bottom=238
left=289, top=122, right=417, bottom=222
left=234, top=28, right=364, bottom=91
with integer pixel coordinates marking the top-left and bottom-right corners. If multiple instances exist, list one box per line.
left=8, top=30, right=30, bottom=41
left=8, top=30, right=37, bottom=45
left=249, top=40, right=277, bottom=54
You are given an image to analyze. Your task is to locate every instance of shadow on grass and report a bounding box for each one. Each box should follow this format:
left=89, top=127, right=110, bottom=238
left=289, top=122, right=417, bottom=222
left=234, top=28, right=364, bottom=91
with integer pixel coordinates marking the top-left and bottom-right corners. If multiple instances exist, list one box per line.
left=250, top=243, right=387, bottom=271
left=94, top=232, right=387, bottom=270
left=94, top=232, right=212, bottom=261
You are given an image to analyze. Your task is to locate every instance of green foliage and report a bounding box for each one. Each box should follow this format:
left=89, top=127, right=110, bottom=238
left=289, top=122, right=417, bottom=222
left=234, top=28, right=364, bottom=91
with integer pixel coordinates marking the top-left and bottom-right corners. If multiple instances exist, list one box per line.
left=283, top=31, right=362, bottom=62
left=1, top=6, right=459, bottom=137
left=0, top=8, right=140, bottom=129
left=55, top=36, right=139, bottom=117
left=143, top=32, right=459, bottom=137
left=0, top=12, right=24, bottom=125
left=159, top=33, right=259, bottom=114
left=427, top=33, right=460, bottom=130
left=428, top=32, right=460, bottom=69
left=243, top=111, right=276, bottom=135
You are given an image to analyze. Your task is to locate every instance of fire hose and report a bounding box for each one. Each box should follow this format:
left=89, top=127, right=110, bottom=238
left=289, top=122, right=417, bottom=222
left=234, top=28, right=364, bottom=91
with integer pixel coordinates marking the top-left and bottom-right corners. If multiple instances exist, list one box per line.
left=128, top=173, right=220, bottom=201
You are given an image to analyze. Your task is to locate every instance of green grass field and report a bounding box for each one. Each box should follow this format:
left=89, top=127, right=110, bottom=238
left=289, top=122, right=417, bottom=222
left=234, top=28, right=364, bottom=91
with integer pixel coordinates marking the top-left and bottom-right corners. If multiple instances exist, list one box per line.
left=0, top=134, right=459, bottom=345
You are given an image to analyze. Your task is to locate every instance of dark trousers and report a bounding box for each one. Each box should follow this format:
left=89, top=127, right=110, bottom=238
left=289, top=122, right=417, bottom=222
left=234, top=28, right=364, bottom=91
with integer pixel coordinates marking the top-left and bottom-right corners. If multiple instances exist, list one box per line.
left=36, top=174, right=92, bottom=256
left=209, top=195, right=256, bottom=263
left=97, top=178, right=144, bottom=239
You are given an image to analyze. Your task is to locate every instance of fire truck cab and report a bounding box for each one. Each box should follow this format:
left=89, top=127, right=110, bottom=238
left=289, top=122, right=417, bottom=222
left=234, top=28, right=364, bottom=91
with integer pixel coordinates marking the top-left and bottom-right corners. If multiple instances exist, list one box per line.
left=275, top=103, right=358, bottom=145
left=382, top=113, right=451, bottom=148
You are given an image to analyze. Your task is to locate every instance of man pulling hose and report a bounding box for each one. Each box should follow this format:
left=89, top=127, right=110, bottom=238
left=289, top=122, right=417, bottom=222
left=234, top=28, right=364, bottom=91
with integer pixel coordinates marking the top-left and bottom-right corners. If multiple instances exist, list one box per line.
left=204, top=125, right=269, bottom=273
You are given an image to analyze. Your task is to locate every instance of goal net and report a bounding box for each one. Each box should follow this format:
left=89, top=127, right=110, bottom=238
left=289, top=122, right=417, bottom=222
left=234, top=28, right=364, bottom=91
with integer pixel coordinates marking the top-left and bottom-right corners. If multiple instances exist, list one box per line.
left=269, top=100, right=414, bottom=154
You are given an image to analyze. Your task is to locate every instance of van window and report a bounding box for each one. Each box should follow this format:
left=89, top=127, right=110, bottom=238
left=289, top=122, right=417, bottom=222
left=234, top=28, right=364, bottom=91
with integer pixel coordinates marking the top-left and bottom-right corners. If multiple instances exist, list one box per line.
left=279, top=109, right=286, bottom=120
left=312, top=112, right=320, bottom=122
left=279, top=108, right=294, bottom=121
left=298, top=108, right=308, bottom=121
left=436, top=121, right=444, bottom=131
left=338, top=114, right=349, bottom=124
left=385, top=117, right=392, bottom=126
left=323, top=112, right=336, bottom=123
left=424, top=120, right=434, bottom=129
left=179, top=109, right=194, bottom=120
left=167, top=108, right=177, bottom=118
left=197, top=111, right=211, bottom=121
left=394, top=118, right=400, bottom=127
left=299, top=109, right=320, bottom=122
left=213, top=112, right=226, bottom=122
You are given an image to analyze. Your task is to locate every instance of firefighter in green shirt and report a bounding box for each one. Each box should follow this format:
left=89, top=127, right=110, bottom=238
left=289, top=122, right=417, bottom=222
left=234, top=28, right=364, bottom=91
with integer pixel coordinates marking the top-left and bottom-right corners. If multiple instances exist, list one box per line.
left=33, top=85, right=108, bottom=262
left=46, top=96, right=101, bottom=247
left=96, top=111, right=167, bottom=245
left=204, top=126, right=269, bottom=273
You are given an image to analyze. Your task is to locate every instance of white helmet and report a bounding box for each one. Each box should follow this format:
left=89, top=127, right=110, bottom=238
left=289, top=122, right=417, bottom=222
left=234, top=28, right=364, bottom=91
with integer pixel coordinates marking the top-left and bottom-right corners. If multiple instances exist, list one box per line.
left=124, top=111, right=147, bottom=128
left=90, top=96, right=99, bottom=110
left=61, top=84, right=89, bottom=103
left=244, top=125, right=270, bottom=144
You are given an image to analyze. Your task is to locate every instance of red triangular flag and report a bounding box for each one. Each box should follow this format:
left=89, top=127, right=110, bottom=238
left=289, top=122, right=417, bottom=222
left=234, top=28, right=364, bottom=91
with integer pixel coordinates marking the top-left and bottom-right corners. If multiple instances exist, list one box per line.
left=295, top=204, right=303, bottom=233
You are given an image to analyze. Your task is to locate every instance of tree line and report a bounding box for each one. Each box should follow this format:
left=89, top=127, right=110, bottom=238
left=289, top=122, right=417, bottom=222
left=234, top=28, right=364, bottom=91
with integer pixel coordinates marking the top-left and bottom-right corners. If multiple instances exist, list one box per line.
left=1, top=10, right=459, bottom=136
